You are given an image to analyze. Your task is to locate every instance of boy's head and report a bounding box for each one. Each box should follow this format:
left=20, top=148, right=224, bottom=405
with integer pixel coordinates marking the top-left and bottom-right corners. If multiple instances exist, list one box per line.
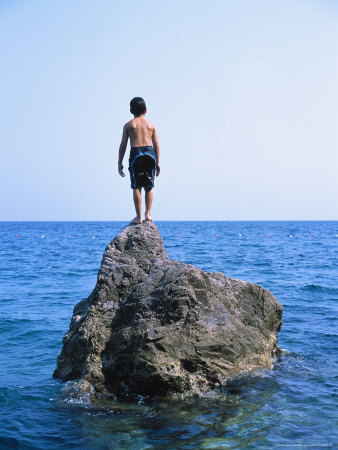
left=130, top=97, right=146, bottom=116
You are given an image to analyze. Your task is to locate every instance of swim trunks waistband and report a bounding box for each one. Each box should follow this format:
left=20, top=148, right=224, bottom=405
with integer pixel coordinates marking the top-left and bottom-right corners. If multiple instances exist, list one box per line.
left=130, top=145, right=154, bottom=151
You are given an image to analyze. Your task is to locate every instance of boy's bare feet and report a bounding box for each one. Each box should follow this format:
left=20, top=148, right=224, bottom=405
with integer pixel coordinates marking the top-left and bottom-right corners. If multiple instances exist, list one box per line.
left=129, top=216, right=142, bottom=224
left=144, top=213, right=153, bottom=222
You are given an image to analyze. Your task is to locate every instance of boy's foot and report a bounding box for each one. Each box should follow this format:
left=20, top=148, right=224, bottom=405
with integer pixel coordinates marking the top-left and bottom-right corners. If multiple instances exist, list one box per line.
left=129, top=217, right=142, bottom=224
left=144, top=214, right=153, bottom=222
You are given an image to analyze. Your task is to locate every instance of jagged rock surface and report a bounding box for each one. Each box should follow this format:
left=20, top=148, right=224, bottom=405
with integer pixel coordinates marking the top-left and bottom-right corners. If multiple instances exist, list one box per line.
left=54, top=223, right=283, bottom=397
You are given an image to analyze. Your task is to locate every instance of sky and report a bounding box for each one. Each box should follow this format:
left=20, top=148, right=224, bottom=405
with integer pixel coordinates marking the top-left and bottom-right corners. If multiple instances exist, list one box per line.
left=1, top=0, right=338, bottom=221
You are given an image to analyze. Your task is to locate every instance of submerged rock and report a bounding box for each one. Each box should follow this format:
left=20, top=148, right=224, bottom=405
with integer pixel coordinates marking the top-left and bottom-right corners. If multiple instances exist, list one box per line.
left=54, top=223, right=282, bottom=397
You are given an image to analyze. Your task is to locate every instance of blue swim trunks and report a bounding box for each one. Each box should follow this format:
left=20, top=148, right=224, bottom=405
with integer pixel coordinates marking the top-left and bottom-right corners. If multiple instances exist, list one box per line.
left=128, top=146, right=157, bottom=190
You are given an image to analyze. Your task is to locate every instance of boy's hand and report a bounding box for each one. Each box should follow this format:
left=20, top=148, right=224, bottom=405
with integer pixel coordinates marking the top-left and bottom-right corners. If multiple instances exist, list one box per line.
left=118, top=163, right=125, bottom=177
left=156, top=164, right=161, bottom=176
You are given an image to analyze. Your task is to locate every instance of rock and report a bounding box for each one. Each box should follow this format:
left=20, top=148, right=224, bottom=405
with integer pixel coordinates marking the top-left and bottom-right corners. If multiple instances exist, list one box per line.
left=54, top=222, right=283, bottom=397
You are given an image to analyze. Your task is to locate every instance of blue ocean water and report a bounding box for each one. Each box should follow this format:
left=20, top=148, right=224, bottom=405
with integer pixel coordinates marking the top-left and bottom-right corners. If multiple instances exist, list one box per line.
left=0, top=221, right=337, bottom=449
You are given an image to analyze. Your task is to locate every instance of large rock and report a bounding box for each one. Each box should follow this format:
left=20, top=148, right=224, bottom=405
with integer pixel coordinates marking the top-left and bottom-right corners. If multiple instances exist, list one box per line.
left=54, top=223, right=282, bottom=397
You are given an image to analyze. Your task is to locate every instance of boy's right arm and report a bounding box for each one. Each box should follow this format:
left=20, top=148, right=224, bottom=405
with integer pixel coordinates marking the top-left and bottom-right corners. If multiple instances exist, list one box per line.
left=118, top=124, right=128, bottom=177
left=152, top=127, right=161, bottom=176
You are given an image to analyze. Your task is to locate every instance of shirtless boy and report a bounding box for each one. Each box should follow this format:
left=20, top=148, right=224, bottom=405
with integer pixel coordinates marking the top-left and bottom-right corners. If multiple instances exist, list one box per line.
left=118, top=97, right=160, bottom=224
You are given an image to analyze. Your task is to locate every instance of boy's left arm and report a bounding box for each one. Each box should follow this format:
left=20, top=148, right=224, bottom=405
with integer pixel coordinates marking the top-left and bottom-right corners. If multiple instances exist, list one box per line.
left=118, top=124, right=128, bottom=177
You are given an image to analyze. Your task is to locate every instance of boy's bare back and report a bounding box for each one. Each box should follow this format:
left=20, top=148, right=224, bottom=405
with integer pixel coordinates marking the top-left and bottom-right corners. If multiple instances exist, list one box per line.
left=124, top=116, right=159, bottom=148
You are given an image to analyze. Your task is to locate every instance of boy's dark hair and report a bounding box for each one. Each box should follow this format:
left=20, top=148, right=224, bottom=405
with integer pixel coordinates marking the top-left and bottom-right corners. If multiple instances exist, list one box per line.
left=130, top=97, right=146, bottom=115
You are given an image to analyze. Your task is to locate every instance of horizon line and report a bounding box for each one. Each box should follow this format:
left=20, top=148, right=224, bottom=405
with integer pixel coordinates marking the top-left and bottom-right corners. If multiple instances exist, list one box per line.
left=1, top=219, right=338, bottom=223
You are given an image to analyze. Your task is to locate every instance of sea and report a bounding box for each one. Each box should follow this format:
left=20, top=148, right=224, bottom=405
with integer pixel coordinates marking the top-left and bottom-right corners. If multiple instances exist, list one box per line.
left=0, top=221, right=337, bottom=449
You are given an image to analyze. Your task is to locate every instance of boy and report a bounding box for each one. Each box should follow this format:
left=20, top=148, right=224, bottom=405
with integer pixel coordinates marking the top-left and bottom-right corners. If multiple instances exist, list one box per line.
left=118, top=97, right=161, bottom=224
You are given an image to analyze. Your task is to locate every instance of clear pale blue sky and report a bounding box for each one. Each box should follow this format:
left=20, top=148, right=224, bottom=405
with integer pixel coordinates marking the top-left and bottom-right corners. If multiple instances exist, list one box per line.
left=1, top=0, right=337, bottom=220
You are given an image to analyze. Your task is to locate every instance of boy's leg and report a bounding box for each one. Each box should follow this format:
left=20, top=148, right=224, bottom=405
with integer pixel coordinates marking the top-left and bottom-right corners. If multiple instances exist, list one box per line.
left=130, top=188, right=142, bottom=224
left=145, top=189, right=153, bottom=221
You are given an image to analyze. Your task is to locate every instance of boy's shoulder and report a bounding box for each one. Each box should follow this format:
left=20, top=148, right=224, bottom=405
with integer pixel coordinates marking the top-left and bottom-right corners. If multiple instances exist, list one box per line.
left=143, top=117, right=156, bottom=129
left=124, top=119, right=134, bottom=129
